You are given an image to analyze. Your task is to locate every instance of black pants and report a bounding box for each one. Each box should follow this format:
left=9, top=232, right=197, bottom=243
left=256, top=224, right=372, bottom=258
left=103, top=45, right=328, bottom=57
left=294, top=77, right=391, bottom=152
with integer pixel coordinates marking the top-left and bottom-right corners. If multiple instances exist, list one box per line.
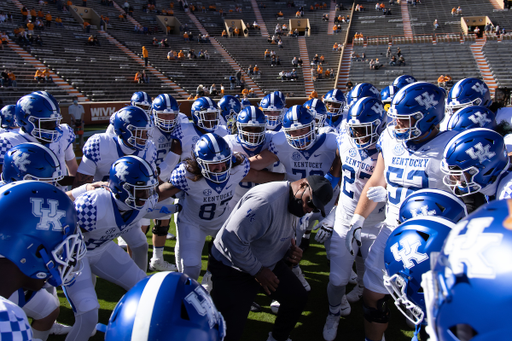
left=209, top=255, right=308, bottom=341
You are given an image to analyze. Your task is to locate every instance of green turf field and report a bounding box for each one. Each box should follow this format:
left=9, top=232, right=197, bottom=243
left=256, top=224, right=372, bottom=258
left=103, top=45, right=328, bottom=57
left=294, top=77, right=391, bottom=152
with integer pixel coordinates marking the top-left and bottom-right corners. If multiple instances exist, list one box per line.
left=51, top=219, right=416, bottom=341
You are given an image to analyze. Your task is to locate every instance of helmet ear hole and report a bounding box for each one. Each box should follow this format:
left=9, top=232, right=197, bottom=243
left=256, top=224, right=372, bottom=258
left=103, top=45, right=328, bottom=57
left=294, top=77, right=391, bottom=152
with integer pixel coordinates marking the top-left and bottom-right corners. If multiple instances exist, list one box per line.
left=181, top=303, right=191, bottom=321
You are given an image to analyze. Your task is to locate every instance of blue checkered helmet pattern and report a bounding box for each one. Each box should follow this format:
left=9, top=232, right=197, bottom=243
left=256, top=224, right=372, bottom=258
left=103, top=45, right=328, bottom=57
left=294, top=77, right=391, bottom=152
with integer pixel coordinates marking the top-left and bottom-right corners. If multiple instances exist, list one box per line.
left=15, top=91, right=62, bottom=143
left=0, top=181, right=86, bottom=287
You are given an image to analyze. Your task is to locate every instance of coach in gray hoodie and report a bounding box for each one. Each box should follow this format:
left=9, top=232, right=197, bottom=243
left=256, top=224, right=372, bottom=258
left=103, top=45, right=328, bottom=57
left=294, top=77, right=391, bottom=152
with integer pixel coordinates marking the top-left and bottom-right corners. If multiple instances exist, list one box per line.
left=210, top=175, right=333, bottom=341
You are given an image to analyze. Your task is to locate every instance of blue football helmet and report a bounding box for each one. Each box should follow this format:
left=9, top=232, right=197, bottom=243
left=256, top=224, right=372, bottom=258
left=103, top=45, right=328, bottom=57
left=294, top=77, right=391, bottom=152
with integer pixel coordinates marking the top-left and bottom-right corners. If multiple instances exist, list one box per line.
left=398, top=189, right=467, bottom=224
left=346, top=97, right=386, bottom=149
left=218, top=95, right=242, bottom=135
left=0, top=181, right=86, bottom=287
left=323, top=89, right=346, bottom=120
left=273, top=90, right=286, bottom=106
left=282, top=105, right=317, bottom=150
left=441, top=128, right=509, bottom=197
left=194, top=133, right=233, bottom=183
left=16, top=91, right=62, bottom=143
left=191, top=97, right=220, bottom=132
left=384, top=216, right=455, bottom=326
left=130, top=91, right=152, bottom=113
left=236, top=106, right=266, bottom=147
left=241, top=98, right=251, bottom=109
left=0, top=104, right=17, bottom=130
left=113, top=106, right=152, bottom=151
left=381, top=85, right=399, bottom=104
left=346, top=83, right=381, bottom=109
left=446, top=105, right=496, bottom=131
left=424, top=199, right=512, bottom=341
left=108, top=155, right=158, bottom=210
left=103, top=272, right=226, bottom=341
left=387, top=82, right=445, bottom=141
left=2, top=143, right=64, bottom=185
left=392, top=75, right=417, bottom=90
left=446, top=78, right=492, bottom=116
left=303, top=98, right=328, bottom=128
left=259, top=93, right=286, bottom=131
left=152, top=94, right=180, bottom=133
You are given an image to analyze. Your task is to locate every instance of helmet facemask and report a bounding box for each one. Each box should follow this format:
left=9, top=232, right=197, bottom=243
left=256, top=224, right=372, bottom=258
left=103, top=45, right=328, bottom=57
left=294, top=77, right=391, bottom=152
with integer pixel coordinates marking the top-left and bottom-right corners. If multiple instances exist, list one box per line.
left=122, top=180, right=158, bottom=210
left=383, top=272, right=425, bottom=326
left=445, top=97, right=483, bottom=117
left=126, top=124, right=151, bottom=150
left=28, top=115, right=62, bottom=143
left=441, top=164, right=481, bottom=197
left=388, top=109, right=424, bottom=141
left=153, top=110, right=178, bottom=133
left=262, top=108, right=284, bottom=130
left=347, top=119, right=380, bottom=149
left=197, top=154, right=232, bottom=183
left=195, top=108, right=220, bottom=132
left=284, top=121, right=316, bottom=150
left=237, top=122, right=266, bottom=147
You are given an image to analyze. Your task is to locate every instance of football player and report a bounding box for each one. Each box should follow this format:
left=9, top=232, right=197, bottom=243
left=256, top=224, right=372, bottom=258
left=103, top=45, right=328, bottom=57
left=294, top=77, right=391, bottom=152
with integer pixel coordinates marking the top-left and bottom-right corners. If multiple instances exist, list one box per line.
left=64, top=156, right=179, bottom=341
left=321, top=97, right=387, bottom=341
left=99, top=271, right=225, bottom=340
left=345, top=82, right=457, bottom=341
left=323, top=89, right=348, bottom=133
left=0, top=181, right=85, bottom=341
left=0, top=91, right=77, bottom=187
left=218, top=94, right=242, bottom=134
left=0, top=104, right=18, bottom=133
left=259, top=92, right=286, bottom=132
left=157, top=133, right=283, bottom=281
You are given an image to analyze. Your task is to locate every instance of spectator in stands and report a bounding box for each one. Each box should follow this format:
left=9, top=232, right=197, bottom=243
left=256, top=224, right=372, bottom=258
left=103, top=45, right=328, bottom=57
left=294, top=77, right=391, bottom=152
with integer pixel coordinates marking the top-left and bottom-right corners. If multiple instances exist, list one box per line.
left=253, top=65, right=260, bottom=75
left=386, top=45, right=392, bottom=57
left=0, top=69, right=9, bottom=88
left=7, top=70, right=17, bottom=88
left=34, top=68, right=44, bottom=83
left=236, top=69, right=242, bottom=86
left=451, top=7, right=456, bottom=16
left=177, top=49, right=185, bottom=60
left=271, top=55, right=277, bottom=67
left=234, top=27, right=240, bottom=36
left=474, top=26, right=481, bottom=37
left=292, top=56, right=298, bottom=67
left=291, top=29, right=299, bottom=37
left=434, top=19, right=439, bottom=30
left=389, top=55, right=397, bottom=66
left=316, top=65, right=323, bottom=79
left=229, top=75, right=236, bottom=90
left=276, top=10, right=284, bottom=18
left=196, top=84, right=205, bottom=96
left=398, top=55, right=405, bottom=66
left=278, top=39, right=283, bottom=48
left=45, top=12, right=52, bottom=27
left=267, top=34, right=273, bottom=43
left=27, top=20, right=34, bottom=36
left=134, top=70, right=142, bottom=83
left=209, top=84, right=218, bottom=96
left=35, top=18, right=44, bottom=30
left=297, top=57, right=303, bottom=67
left=253, top=21, right=260, bottom=29
left=437, top=74, right=447, bottom=88
left=324, top=68, right=331, bottom=79
left=322, top=13, right=328, bottom=21
left=55, top=16, right=63, bottom=26
left=319, top=55, right=325, bottom=64
left=333, top=42, right=339, bottom=51
left=222, top=29, right=227, bottom=37
left=43, top=68, right=52, bottom=82
left=311, top=67, right=317, bottom=81
left=369, top=59, right=375, bottom=69
left=83, top=21, right=91, bottom=33
left=142, top=45, right=149, bottom=67
left=264, top=49, right=270, bottom=59
left=456, top=6, right=462, bottom=15
left=183, top=31, right=189, bottom=41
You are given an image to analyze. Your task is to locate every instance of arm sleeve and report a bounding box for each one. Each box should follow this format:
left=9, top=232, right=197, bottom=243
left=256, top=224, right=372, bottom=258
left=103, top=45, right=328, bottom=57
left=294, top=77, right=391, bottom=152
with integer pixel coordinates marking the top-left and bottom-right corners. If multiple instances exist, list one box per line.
left=219, top=197, right=272, bottom=276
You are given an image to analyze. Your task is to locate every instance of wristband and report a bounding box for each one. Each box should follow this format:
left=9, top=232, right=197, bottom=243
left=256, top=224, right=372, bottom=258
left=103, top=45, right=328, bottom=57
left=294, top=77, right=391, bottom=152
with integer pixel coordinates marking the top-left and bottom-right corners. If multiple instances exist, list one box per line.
left=325, top=172, right=340, bottom=189
left=71, top=183, right=89, bottom=199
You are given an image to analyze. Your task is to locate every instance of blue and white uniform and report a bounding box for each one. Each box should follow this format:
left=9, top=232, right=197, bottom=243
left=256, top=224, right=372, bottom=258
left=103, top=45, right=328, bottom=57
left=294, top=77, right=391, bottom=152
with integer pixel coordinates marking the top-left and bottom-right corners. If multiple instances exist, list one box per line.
left=77, top=133, right=157, bottom=182
left=0, top=124, right=75, bottom=176
left=224, top=132, right=273, bottom=207
left=329, top=133, right=386, bottom=288
left=0, top=296, right=33, bottom=341
left=171, top=121, right=228, bottom=162
left=63, top=189, right=156, bottom=341
left=364, top=128, right=457, bottom=294
left=170, top=157, right=250, bottom=280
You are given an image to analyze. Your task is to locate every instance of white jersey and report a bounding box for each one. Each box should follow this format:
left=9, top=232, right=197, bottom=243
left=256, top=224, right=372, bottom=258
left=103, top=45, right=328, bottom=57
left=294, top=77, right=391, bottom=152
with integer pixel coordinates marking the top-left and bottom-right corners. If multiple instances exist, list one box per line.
left=337, top=133, right=386, bottom=226
left=150, top=126, right=174, bottom=167
left=78, top=133, right=157, bottom=181
left=0, top=124, right=75, bottom=174
left=75, top=188, right=156, bottom=252
left=268, top=131, right=338, bottom=180
left=225, top=133, right=273, bottom=204
left=171, top=121, right=228, bottom=161
left=170, top=156, right=250, bottom=234
left=0, top=296, right=32, bottom=340
left=377, top=127, right=457, bottom=226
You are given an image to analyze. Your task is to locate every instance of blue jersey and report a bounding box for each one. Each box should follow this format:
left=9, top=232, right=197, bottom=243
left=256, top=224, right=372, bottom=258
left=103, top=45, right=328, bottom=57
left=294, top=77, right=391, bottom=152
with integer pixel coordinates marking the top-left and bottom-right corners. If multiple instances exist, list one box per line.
left=377, top=127, right=457, bottom=226
left=269, top=131, right=338, bottom=180
left=170, top=156, right=250, bottom=234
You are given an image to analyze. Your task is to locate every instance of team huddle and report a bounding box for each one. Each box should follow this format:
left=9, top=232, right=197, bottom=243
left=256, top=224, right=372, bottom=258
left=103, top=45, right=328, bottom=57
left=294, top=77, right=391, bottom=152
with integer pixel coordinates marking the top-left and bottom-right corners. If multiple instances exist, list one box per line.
left=0, top=75, right=511, bottom=341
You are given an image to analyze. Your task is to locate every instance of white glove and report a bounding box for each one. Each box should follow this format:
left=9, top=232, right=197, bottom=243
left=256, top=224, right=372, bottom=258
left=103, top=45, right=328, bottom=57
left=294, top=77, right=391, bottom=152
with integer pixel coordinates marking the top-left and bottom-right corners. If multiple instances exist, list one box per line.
left=345, top=214, right=365, bottom=255
left=367, top=186, right=387, bottom=202
left=298, top=212, right=313, bottom=232
left=314, top=207, right=336, bottom=243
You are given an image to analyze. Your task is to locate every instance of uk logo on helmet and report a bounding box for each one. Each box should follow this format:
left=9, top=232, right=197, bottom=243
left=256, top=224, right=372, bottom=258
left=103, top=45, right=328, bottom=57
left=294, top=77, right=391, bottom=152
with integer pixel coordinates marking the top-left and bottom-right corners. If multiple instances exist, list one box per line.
left=444, top=217, right=502, bottom=278
left=13, top=151, right=31, bottom=172
left=390, top=237, right=428, bottom=269
left=115, top=163, right=130, bottom=181
left=371, top=102, right=385, bottom=115
left=472, top=83, right=488, bottom=95
left=465, top=142, right=495, bottom=163
left=468, top=111, right=492, bottom=127
left=415, top=92, right=439, bottom=110
left=410, top=205, right=436, bottom=218
left=185, top=287, right=218, bottom=328
left=31, top=198, right=66, bottom=231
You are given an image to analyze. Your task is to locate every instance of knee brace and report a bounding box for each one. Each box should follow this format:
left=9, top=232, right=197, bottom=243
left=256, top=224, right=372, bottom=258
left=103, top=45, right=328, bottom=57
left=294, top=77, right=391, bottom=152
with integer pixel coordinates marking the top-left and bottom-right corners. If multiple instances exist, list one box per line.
left=363, top=296, right=390, bottom=324
left=152, top=219, right=170, bottom=236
